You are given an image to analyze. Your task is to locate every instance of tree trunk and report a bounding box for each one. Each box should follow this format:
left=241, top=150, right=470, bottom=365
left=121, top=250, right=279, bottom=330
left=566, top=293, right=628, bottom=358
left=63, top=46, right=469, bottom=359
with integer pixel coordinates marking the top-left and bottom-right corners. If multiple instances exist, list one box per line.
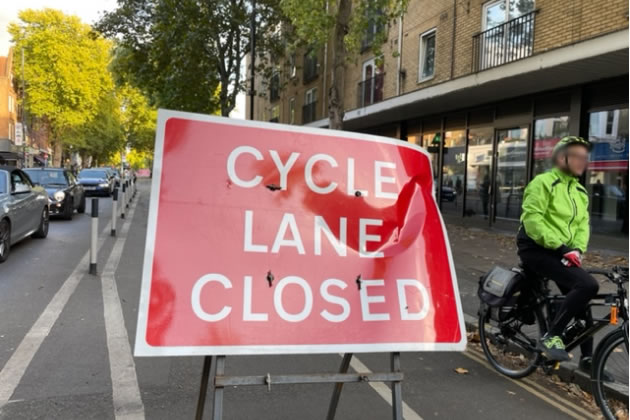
left=328, top=0, right=352, bottom=131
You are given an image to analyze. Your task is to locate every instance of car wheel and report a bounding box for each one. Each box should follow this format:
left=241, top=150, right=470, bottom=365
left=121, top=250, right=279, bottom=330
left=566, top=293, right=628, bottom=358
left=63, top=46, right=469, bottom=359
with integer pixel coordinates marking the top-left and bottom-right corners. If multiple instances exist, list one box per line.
left=32, top=207, right=49, bottom=238
left=0, top=219, right=10, bottom=263
left=63, top=199, right=74, bottom=220
left=77, top=195, right=86, bottom=214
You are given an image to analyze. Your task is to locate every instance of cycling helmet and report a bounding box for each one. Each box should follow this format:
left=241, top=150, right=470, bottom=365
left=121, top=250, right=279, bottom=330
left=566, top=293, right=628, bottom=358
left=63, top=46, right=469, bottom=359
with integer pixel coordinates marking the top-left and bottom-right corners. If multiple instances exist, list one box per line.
left=552, top=136, right=592, bottom=161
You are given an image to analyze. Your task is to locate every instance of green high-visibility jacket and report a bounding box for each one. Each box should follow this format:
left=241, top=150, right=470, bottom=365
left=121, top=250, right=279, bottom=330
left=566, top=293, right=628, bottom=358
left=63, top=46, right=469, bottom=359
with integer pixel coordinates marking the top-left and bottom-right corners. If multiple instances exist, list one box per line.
left=519, top=167, right=590, bottom=254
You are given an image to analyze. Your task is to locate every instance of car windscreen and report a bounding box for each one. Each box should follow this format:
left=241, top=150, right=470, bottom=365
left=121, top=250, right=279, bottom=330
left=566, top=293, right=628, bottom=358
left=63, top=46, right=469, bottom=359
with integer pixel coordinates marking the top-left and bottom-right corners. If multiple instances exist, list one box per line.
left=25, top=170, right=68, bottom=186
left=79, top=170, right=107, bottom=179
left=0, top=171, right=6, bottom=194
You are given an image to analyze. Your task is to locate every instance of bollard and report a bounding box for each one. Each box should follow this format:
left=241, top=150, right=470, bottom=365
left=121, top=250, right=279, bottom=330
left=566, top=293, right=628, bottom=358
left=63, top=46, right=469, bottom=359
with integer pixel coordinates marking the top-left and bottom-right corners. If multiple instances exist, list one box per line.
left=111, top=188, right=118, bottom=237
left=121, top=183, right=126, bottom=219
left=126, top=180, right=131, bottom=208
left=89, top=198, right=98, bottom=275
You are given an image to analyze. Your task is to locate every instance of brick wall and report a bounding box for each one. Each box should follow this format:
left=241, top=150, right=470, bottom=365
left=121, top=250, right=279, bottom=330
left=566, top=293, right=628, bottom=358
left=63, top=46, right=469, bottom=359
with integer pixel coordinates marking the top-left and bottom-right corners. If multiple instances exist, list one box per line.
left=250, top=0, right=628, bottom=125
left=535, top=0, right=629, bottom=52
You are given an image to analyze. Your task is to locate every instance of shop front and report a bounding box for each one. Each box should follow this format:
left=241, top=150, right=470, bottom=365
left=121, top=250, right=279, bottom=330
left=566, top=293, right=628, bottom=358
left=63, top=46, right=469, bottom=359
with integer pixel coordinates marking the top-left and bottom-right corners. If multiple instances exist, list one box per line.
left=375, top=77, right=629, bottom=239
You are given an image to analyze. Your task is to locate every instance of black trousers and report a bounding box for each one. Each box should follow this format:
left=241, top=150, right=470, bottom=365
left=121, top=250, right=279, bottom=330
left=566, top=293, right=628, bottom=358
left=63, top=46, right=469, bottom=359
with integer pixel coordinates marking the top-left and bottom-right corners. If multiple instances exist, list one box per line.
left=518, top=245, right=599, bottom=357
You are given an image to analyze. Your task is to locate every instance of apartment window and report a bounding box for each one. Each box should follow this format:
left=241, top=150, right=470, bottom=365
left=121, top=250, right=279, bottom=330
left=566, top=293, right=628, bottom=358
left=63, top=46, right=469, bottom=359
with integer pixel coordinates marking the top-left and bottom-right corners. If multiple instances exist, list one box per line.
left=269, top=72, right=280, bottom=102
left=418, top=29, right=436, bottom=82
left=289, top=54, right=297, bottom=79
left=8, top=122, right=14, bottom=141
left=8, top=95, right=13, bottom=113
left=361, top=10, right=385, bottom=52
left=303, top=88, right=317, bottom=124
left=289, top=97, right=296, bottom=124
left=303, top=50, right=318, bottom=83
left=358, top=58, right=383, bottom=107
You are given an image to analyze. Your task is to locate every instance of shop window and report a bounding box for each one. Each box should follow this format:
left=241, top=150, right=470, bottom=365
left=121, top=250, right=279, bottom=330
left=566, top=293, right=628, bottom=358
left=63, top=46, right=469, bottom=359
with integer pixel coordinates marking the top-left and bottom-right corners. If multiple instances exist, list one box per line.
left=587, top=108, right=628, bottom=235
left=533, top=116, right=569, bottom=176
left=421, top=132, right=440, bottom=190
left=441, top=130, right=466, bottom=214
left=465, top=127, right=494, bottom=220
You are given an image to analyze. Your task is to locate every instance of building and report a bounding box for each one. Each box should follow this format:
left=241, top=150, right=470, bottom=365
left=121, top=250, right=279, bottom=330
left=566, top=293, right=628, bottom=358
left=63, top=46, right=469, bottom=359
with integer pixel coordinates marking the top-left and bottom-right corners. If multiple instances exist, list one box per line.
left=248, top=0, right=629, bottom=240
left=0, top=48, right=20, bottom=165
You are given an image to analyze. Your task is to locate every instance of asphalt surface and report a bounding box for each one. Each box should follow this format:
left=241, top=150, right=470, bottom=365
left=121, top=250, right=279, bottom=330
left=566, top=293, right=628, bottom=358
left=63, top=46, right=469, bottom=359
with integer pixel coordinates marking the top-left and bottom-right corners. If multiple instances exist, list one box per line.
left=0, top=180, right=606, bottom=419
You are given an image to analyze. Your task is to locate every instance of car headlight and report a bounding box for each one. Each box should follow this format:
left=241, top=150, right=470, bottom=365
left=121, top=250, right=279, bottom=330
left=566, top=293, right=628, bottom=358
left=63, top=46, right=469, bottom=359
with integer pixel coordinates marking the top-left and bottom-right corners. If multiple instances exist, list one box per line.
left=54, top=191, right=65, bottom=202
left=99, top=183, right=109, bottom=187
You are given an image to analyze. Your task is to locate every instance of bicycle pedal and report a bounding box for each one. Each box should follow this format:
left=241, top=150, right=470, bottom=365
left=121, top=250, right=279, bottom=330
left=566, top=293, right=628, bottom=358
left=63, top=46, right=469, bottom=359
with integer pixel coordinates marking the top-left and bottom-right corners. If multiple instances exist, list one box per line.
left=553, top=362, right=560, bottom=370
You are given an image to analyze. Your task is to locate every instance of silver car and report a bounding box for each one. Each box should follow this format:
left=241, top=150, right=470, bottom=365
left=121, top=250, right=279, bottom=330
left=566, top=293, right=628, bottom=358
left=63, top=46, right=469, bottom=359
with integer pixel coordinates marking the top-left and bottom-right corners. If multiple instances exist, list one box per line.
left=0, top=166, right=50, bottom=263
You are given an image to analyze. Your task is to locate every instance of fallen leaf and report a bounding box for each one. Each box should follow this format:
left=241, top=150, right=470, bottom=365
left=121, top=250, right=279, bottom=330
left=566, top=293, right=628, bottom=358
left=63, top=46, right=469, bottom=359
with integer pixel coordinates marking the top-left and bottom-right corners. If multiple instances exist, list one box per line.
left=454, top=367, right=469, bottom=375
left=507, top=391, right=516, bottom=396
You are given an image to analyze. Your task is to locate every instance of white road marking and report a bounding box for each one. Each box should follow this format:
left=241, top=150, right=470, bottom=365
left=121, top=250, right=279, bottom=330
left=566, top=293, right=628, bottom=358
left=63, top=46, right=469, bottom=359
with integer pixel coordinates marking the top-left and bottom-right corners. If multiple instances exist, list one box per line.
left=464, top=349, right=591, bottom=420
left=347, top=355, right=423, bottom=420
left=0, top=209, right=112, bottom=407
left=101, top=197, right=144, bottom=420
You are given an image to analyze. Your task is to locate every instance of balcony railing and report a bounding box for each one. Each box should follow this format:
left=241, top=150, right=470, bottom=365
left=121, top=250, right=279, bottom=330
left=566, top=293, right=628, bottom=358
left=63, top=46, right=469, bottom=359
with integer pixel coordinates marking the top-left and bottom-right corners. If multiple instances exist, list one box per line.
left=302, top=102, right=317, bottom=124
left=357, top=74, right=384, bottom=108
left=472, top=10, right=538, bottom=72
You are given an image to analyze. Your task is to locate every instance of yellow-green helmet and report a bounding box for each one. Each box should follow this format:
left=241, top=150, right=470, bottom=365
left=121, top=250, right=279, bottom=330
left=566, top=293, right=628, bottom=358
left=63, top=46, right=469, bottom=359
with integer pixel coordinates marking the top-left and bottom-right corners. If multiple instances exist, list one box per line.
left=552, top=136, right=591, bottom=161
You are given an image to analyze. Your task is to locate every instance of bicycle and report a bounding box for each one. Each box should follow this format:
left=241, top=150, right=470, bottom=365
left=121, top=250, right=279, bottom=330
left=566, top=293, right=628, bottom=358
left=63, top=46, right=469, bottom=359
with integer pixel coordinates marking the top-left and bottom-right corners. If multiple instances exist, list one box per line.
left=477, top=264, right=628, bottom=420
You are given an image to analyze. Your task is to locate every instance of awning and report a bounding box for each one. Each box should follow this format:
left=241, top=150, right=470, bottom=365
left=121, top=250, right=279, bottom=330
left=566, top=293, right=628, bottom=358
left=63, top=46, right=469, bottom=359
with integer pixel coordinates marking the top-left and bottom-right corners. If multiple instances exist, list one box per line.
left=0, top=152, right=23, bottom=163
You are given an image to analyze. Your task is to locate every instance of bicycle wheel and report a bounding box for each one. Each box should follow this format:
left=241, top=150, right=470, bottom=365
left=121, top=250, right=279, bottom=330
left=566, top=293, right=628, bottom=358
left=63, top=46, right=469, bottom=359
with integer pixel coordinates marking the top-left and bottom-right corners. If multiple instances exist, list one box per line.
left=593, top=328, right=629, bottom=420
left=478, top=304, right=544, bottom=378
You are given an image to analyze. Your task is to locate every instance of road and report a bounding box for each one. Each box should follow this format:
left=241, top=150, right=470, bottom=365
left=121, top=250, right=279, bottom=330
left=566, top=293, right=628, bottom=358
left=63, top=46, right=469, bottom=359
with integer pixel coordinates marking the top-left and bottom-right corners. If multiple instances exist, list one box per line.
left=0, top=180, right=602, bottom=420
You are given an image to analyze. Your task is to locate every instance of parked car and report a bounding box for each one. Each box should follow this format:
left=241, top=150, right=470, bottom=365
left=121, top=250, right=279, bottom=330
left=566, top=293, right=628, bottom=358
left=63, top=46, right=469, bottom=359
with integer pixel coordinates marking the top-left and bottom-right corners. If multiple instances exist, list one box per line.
left=0, top=166, right=50, bottom=263
left=78, top=168, right=114, bottom=196
left=24, top=168, right=86, bottom=220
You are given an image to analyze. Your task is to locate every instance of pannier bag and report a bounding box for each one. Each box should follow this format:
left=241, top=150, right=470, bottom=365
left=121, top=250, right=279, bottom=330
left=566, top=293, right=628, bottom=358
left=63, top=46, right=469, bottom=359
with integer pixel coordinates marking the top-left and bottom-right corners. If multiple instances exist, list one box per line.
left=478, top=266, right=524, bottom=321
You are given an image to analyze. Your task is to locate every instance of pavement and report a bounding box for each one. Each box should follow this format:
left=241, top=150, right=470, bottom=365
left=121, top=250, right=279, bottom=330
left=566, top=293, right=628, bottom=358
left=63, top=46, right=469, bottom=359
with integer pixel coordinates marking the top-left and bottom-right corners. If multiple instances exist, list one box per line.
left=0, top=179, right=625, bottom=419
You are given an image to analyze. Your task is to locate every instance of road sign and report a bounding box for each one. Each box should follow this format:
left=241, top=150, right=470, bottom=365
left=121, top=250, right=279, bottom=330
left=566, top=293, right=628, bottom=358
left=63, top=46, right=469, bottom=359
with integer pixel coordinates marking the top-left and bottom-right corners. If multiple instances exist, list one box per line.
left=14, top=123, right=23, bottom=146
left=135, top=110, right=466, bottom=356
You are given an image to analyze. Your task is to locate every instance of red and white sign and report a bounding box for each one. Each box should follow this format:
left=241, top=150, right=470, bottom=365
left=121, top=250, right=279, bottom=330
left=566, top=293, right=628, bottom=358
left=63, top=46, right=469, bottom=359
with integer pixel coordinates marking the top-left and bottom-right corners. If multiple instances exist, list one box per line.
left=135, top=110, right=466, bottom=356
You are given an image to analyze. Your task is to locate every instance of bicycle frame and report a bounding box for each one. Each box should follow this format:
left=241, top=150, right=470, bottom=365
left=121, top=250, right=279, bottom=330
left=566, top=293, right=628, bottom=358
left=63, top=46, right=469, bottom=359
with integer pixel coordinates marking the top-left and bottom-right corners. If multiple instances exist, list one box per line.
left=536, top=275, right=628, bottom=355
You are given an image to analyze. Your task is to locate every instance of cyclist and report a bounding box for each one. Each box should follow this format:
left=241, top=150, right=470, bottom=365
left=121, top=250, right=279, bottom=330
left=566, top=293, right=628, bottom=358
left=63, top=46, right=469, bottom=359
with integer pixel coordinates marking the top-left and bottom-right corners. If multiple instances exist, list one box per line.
left=517, top=136, right=598, bottom=365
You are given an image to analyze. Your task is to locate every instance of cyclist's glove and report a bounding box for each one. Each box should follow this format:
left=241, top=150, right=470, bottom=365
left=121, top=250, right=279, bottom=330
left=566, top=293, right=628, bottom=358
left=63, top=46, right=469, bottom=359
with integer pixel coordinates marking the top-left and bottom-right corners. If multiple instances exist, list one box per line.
left=562, top=250, right=582, bottom=267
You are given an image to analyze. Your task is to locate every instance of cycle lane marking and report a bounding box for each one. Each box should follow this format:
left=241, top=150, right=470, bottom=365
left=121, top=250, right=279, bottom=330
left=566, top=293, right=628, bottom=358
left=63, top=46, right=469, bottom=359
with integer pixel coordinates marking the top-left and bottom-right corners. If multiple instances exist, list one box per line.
left=101, top=195, right=144, bottom=420
left=464, top=348, right=592, bottom=420
left=0, top=202, right=117, bottom=407
left=346, top=354, right=423, bottom=420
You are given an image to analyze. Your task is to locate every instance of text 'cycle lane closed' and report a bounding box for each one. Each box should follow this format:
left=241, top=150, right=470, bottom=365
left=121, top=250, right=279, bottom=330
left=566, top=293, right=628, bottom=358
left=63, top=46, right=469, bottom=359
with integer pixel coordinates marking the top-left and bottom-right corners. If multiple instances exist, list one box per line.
left=135, top=110, right=466, bottom=356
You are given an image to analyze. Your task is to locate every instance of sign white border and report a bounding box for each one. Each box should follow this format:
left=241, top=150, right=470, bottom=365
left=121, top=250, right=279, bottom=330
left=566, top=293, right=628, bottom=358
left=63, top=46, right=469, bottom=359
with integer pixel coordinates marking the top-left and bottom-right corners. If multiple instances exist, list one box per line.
left=134, top=109, right=467, bottom=356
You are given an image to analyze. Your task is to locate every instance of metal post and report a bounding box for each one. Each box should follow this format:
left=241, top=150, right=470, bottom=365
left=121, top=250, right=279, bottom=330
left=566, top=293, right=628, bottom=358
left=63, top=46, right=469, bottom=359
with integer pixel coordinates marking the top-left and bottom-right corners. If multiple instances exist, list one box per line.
left=212, top=356, right=226, bottom=420
left=89, top=198, right=98, bottom=275
left=121, top=184, right=126, bottom=219
left=111, top=188, right=118, bottom=237
left=391, top=352, right=403, bottom=420
left=249, top=0, right=256, bottom=120
left=195, top=356, right=213, bottom=420
left=326, top=353, right=353, bottom=420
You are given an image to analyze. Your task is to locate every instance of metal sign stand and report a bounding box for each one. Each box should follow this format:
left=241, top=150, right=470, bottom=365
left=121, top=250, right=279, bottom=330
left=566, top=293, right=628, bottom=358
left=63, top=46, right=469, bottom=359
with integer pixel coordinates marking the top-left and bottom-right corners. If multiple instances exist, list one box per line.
left=194, top=353, right=404, bottom=420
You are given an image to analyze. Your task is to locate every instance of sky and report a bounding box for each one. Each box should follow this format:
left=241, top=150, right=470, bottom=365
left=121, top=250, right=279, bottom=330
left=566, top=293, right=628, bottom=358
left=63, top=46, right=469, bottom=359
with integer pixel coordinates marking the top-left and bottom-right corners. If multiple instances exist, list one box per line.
left=0, top=0, right=246, bottom=119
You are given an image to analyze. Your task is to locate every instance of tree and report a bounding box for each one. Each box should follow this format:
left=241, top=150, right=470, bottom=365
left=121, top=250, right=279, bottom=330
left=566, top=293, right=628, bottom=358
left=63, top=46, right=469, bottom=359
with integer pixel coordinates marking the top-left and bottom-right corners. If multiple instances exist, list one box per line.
left=119, top=84, right=157, bottom=153
left=280, top=0, right=408, bottom=129
left=8, top=9, right=116, bottom=165
left=97, top=0, right=285, bottom=117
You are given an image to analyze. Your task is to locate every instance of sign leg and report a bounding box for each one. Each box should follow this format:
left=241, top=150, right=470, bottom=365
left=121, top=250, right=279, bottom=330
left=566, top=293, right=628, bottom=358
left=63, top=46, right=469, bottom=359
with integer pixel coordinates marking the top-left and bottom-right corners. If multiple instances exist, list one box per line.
left=212, top=356, right=226, bottom=420
left=391, top=352, right=403, bottom=420
left=325, top=353, right=353, bottom=420
left=195, top=356, right=213, bottom=420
